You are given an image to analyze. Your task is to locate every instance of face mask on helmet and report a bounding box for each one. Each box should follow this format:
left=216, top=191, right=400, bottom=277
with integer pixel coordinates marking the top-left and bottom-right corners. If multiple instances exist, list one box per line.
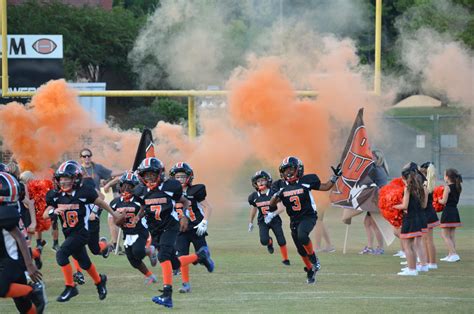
left=170, top=162, right=194, bottom=187
left=279, top=157, right=303, bottom=183
left=119, top=171, right=139, bottom=200
left=137, top=158, right=165, bottom=189
left=55, top=161, right=82, bottom=192
left=251, top=170, right=272, bottom=191
left=141, top=171, right=160, bottom=189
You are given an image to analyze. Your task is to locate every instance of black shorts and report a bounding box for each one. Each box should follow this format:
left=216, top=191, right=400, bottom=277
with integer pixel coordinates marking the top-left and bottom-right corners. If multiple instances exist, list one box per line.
left=0, top=257, right=27, bottom=297
left=258, top=218, right=286, bottom=247
left=176, top=229, right=208, bottom=256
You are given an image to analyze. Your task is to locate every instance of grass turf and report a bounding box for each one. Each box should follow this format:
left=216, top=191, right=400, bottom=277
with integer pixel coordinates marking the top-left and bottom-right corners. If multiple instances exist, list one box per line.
left=1, top=205, right=473, bottom=313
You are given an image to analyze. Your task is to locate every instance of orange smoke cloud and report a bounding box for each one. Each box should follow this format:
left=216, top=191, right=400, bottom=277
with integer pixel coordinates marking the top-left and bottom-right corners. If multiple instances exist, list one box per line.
left=0, top=80, right=92, bottom=173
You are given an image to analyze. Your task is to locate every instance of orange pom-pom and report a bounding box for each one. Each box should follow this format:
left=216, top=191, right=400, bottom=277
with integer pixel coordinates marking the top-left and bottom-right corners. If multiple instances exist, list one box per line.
left=432, top=186, right=445, bottom=213
left=27, top=179, right=54, bottom=232
left=378, top=177, right=405, bottom=228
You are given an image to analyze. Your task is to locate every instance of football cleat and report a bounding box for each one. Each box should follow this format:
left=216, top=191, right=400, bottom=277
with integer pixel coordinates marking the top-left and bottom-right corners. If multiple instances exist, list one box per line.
left=282, top=259, right=291, bottom=266
left=51, top=243, right=60, bottom=252
left=100, top=237, right=110, bottom=258
left=34, top=256, right=43, bottom=270
left=30, top=281, right=47, bottom=313
left=73, top=271, right=85, bottom=285
left=152, top=286, right=173, bottom=308
left=56, top=285, right=78, bottom=302
left=179, top=282, right=191, bottom=293
left=144, top=274, right=158, bottom=285
left=96, top=274, right=108, bottom=300
left=267, top=237, right=274, bottom=254
left=148, top=245, right=158, bottom=267
left=304, top=267, right=317, bottom=284
left=196, top=246, right=215, bottom=273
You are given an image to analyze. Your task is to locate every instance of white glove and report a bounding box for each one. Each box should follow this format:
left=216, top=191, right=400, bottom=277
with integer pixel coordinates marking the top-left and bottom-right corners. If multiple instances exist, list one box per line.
left=194, top=219, right=208, bottom=236
left=248, top=223, right=254, bottom=232
left=264, top=212, right=275, bottom=224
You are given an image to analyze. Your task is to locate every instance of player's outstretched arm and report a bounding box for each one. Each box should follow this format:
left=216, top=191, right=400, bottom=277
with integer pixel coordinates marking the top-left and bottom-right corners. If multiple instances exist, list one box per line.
left=319, top=163, right=342, bottom=191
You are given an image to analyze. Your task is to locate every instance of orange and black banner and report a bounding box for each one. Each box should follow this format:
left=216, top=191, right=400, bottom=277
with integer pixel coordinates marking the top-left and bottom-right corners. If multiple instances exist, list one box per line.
left=132, top=128, right=155, bottom=171
left=330, top=108, right=378, bottom=212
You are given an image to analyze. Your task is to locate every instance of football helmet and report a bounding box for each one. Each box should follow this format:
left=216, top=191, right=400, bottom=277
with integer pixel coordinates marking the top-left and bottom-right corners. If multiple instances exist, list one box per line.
left=169, top=162, right=194, bottom=186
left=54, top=160, right=83, bottom=191
left=251, top=170, right=272, bottom=191
left=137, top=157, right=165, bottom=189
left=279, top=156, right=304, bottom=183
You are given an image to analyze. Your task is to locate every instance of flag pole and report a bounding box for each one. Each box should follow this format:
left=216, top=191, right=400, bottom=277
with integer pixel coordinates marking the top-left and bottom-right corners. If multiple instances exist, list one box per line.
left=343, top=225, right=349, bottom=254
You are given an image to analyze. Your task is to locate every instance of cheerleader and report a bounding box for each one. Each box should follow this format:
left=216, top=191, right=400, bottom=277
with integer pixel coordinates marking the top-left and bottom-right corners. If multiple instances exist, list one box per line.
left=438, top=168, right=463, bottom=262
left=394, top=163, right=428, bottom=276
left=419, top=162, right=440, bottom=269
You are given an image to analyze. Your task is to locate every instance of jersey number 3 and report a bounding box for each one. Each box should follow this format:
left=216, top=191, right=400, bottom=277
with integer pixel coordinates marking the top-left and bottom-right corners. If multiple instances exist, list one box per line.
left=289, top=196, right=301, bottom=211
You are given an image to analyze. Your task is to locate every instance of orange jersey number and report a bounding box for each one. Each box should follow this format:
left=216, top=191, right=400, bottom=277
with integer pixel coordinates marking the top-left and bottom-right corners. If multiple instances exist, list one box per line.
left=150, top=205, right=162, bottom=221
left=124, top=213, right=137, bottom=228
left=261, top=206, right=270, bottom=216
left=60, top=210, right=79, bottom=228
left=289, top=196, right=301, bottom=211
left=187, top=207, right=197, bottom=222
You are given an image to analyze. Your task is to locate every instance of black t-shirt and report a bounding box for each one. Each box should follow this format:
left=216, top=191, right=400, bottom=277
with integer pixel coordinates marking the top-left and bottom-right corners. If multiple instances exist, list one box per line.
left=271, top=174, right=321, bottom=220
left=248, top=190, right=279, bottom=224
left=46, top=186, right=98, bottom=237
left=110, top=196, right=145, bottom=235
left=142, top=179, right=182, bottom=232
left=182, top=184, right=207, bottom=227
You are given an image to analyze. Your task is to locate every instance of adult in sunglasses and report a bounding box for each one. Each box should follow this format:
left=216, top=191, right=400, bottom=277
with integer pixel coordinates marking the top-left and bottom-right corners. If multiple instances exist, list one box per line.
left=79, top=148, right=114, bottom=190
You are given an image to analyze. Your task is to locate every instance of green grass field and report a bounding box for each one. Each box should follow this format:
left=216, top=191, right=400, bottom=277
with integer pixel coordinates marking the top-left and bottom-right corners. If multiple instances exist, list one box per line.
left=1, top=205, right=473, bottom=313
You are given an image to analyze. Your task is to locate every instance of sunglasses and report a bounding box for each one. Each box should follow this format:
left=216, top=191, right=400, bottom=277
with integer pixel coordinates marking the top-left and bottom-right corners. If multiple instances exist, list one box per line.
left=81, top=154, right=92, bottom=158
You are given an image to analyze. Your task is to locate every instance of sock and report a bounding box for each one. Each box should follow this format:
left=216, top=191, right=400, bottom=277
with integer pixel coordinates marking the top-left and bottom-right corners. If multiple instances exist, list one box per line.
left=54, top=239, right=59, bottom=246
left=268, top=238, right=273, bottom=246
left=36, top=239, right=42, bottom=247
left=5, top=283, right=33, bottom=298
left=32, top=248, right=41, bottom=259
left=181, top=265, right=190, bottom=283
left=86, top=264, right=102, bottom=285
left=161, top=260, right=173, bottom=286
left=61, top=264, right=74, bottom=287
left=146, top=235, right=152, bottom=248
left=301, top=256, right=312, bottom=269
left=178, top=254, right=198, bottom=266
left=72, top=258, right=82, bottom=273
left=303, top=240, right=314, bottom=256
left=145, top=270, right=153, bottom=277
left=280, top=245, right=288, bottom=261
left=99, top=241, right=108, bottom=252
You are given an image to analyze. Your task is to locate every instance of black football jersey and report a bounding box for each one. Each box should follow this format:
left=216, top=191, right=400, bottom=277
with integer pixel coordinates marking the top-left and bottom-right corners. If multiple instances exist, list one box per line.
left=182, top=184, right=207, bottom=227
left=142, top=179, right=182, bottom=231
left=0, top=223, right=19, bottom=260
left=271, top=174, right=321, bottom=220
left=248, top=190, right=280, bottom=224
left=46, top=185, right=98, bottom=237
left=110, top=196, right=145, bottom=235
